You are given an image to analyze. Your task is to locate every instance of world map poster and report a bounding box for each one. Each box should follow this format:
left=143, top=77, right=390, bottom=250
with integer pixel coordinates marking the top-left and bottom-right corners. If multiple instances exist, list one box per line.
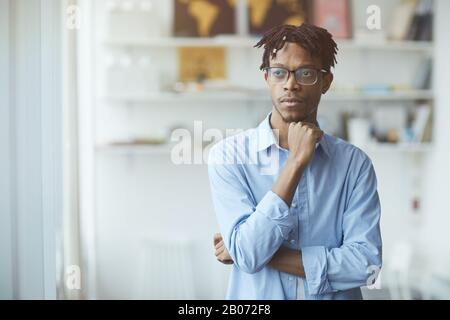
left=174, top=0, right=236, bottom=37
left=248, top=0, right=311, bottom=36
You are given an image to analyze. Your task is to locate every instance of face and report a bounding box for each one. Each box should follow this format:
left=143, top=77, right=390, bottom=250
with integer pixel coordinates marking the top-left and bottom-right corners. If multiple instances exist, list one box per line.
left=264, top=42, right=333, bottom=124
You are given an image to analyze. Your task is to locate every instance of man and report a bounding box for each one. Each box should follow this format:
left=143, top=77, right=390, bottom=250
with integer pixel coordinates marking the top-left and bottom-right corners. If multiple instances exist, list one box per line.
left=208, top=23, right=382, bottom=300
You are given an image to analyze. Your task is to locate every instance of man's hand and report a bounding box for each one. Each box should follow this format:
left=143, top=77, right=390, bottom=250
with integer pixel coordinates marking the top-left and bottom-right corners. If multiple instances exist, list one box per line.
left=213, top=233, right=234, bottom=265
left=287, top=122, right=323, bottom=168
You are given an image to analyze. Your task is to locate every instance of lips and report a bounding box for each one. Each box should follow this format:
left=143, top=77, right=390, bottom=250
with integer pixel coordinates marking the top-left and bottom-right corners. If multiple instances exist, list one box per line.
left=282, top=98, right=304, bottom=103
left=281, top=97, right=305, bottom=106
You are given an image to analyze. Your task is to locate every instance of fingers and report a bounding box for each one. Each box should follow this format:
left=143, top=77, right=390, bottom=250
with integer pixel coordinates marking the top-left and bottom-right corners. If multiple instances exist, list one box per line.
left=213, top=233, right=222, bottom=245
left=213, top=233, right=234, bottom=264
left=214, top=241, right=234, bottom=264
left=215, top=240, right=223, bottom=250
left=289, top=121, right=320, bottom=132
left=297, top=122, right=323, bottom=140
left=215, top=245, right=224, bottom=256
left=289, top=122, right=296, bottom=131
left=217, top=255, right=233, bottom=264
left=215, top=248, right=233, bottom=264
left=214, top=241, right=225, bottom=257
left=293, top=123, right=323, bottom=137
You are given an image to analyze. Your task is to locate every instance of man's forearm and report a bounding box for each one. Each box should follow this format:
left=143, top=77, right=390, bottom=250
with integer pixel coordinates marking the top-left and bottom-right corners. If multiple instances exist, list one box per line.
left=269, top=158, right=306, bottom=275
left=268, top=246, right=305, bottom=277
left=272, top=158, right=305, bottom=207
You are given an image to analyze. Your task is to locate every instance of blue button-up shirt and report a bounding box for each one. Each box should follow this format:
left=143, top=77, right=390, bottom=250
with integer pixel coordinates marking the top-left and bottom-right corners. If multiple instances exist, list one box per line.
left=208, top=112, right=382, bottom=300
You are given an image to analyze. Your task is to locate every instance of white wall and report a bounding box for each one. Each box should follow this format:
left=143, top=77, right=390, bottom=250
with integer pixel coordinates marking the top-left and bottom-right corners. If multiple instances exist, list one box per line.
left=0, top=0, right=63, bottom=299
left=0, top=0, right=14, bottom=300
left=420, top=0, right=450, bottom=287
left=87, top=0, right=437, bottom=299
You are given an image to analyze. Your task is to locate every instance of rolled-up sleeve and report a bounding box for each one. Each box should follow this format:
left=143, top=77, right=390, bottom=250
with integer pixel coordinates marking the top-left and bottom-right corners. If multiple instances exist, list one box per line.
left=208, top=145, right=296, bottom=274
left=302, top=158, right=382, bottom=295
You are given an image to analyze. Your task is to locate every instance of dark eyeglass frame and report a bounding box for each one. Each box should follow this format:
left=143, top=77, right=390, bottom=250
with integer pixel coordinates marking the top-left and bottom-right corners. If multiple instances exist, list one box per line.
left=264, top=66, right=329, bottom=86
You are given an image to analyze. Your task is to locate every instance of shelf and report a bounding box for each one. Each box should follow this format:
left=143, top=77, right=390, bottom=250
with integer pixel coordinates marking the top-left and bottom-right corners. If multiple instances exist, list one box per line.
left=103, top=37, right=433, bottom=53
left=363, top=143, right=433, bottom=153
left=101, top=91, right=269, bottom=103
left=96, top=144, right=174, bottom=155
left=100, top=90, right=434, bottom=103
left=325, top=90, right=434, bottom=101
left=103, top=37, right=258, bottom=48
left=96, top=143, right=208, bottom=158
left=96, top=142, right=433, bottom=156
left=338, top=39, right=433, bottom=53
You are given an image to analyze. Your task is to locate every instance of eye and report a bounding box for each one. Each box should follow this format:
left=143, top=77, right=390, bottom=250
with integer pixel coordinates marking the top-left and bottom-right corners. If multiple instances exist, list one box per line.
left=300, top=69, right=313, bottom=77
left=271, top=68, right=287, bottom=78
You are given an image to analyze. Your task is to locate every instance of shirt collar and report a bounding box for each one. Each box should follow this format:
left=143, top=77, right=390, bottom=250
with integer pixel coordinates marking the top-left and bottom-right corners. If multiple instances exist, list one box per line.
left=255, top=112, right=330, bottom=158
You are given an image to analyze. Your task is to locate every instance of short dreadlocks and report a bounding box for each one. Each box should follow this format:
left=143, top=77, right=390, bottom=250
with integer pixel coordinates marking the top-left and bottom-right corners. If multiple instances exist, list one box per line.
left=254, top=23, right=338, bottom=73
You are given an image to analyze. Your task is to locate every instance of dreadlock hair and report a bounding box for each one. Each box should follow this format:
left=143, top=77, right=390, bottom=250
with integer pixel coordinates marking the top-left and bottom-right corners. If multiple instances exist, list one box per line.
left=254, top=23, right=338, bottom=73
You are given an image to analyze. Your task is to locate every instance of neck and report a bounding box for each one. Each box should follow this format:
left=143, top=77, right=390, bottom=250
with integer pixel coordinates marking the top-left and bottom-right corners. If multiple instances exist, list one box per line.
left=269, top=107, right=318, bottom=150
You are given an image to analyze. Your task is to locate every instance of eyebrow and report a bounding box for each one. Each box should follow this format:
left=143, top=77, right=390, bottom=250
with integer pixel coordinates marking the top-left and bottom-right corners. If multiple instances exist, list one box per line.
left=271, top=63, right=318, bottom=69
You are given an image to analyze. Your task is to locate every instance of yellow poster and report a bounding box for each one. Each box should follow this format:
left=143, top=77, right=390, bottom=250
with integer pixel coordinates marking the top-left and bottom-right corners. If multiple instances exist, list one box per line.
left=178, top=47, right=226, bottom=82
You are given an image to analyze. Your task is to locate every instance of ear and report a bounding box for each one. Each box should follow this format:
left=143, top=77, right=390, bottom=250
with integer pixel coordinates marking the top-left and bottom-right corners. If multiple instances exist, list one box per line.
left=264, top=71, right=270, bottom=86
left=321, top=72, right=333, bottom=94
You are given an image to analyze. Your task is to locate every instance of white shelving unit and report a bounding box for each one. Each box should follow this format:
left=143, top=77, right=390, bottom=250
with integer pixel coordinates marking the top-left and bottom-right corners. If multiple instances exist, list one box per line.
left=88, top=0, right=437, bottom=300
left=90, top=0, right=437, bottom=160
left=100, top=35, right=434, bottom=154
left=103, top=37, right=434, bottom=54
left=96, top=142, right=434, bottom=156
left=365, top=142, right=434, bottom=153
left=101, top=89, right=434, bottom=104
left=96, top=143, right=176, bottom=156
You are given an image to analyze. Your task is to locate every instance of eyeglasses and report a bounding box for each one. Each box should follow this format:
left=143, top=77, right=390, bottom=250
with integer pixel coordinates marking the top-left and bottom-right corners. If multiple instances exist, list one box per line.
left=264, top=66, right=328, bottom=86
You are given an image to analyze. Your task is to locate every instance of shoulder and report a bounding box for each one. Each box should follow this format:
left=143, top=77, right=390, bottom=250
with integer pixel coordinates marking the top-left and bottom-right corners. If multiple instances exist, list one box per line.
left=324, top=133, right=373, bottom=172
left=208, top=127, right=258, bottom=166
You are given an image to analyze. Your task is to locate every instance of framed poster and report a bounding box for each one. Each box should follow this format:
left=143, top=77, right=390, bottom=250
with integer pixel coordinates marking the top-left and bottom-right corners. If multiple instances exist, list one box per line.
left=312, top=0, right=352, bottom=39
left=178, top=47, right=226, bottom=82
left=174, top=0, right=236, bottom=37
left=248, top=0, right=311, bottom=36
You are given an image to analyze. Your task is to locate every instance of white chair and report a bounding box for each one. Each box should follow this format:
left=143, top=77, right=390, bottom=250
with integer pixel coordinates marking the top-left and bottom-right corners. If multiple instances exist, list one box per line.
left=137, top=237, right=196, bottom=299
left=385, top=241, right=414, bottom=300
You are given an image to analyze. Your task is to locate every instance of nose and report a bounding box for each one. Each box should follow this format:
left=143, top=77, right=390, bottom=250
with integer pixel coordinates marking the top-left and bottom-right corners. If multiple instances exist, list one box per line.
left=283, top=72, right=301, bottom=92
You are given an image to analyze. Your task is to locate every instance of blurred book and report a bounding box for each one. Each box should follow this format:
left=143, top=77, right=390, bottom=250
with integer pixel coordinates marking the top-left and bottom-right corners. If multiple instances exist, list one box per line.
left=110, top=137, right=167, bottom=146
left=388, top=0, right=433, bottom=41
left=361, top=84, right=392, bottom=95
left=311, top=0, right=352, bottom=39
left=247, top=0, right=310, bottom=36
left=372, top=106, right=408, bottom=143
left=387, top=0, right=417, bottom=41
left=411, top=104, right=432, bottom=142
left=177, top=47, right=226, bottom=82
left=406, top=0, right=433, bottom=41
left=173, top=0, right=236, bottom=37
left=412, top=58, right=432, bottom=90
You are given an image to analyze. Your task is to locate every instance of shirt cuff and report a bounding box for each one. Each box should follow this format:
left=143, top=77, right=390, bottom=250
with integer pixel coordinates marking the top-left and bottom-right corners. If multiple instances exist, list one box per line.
left=302, top=246, right=337, bottom=295
left=255, top=190, right=294, bottom=240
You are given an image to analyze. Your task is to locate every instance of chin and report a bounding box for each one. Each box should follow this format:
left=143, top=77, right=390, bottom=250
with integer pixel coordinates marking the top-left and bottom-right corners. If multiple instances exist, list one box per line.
left=277, top=105, right=307, bottom=123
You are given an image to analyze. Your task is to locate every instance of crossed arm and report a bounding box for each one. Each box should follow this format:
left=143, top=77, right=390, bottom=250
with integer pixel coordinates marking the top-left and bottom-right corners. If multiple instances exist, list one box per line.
left=214, top=232, right=305, bottom=277
left=209, top=145, right=382, bottom=294
left=210, top=131, right=314, bottom=277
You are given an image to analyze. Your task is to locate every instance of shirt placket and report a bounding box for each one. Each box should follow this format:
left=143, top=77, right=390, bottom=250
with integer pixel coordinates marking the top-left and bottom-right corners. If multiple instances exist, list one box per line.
left=295, top=172, right=309, bottom=299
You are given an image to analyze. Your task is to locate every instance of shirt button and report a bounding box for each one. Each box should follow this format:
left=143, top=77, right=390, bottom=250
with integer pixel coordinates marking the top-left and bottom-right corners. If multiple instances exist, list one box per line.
left=289, top=277, right=294, bottom=281
left=290, top=239, right=296, bottom=244
left=291, top=203, right=297, bottom=208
